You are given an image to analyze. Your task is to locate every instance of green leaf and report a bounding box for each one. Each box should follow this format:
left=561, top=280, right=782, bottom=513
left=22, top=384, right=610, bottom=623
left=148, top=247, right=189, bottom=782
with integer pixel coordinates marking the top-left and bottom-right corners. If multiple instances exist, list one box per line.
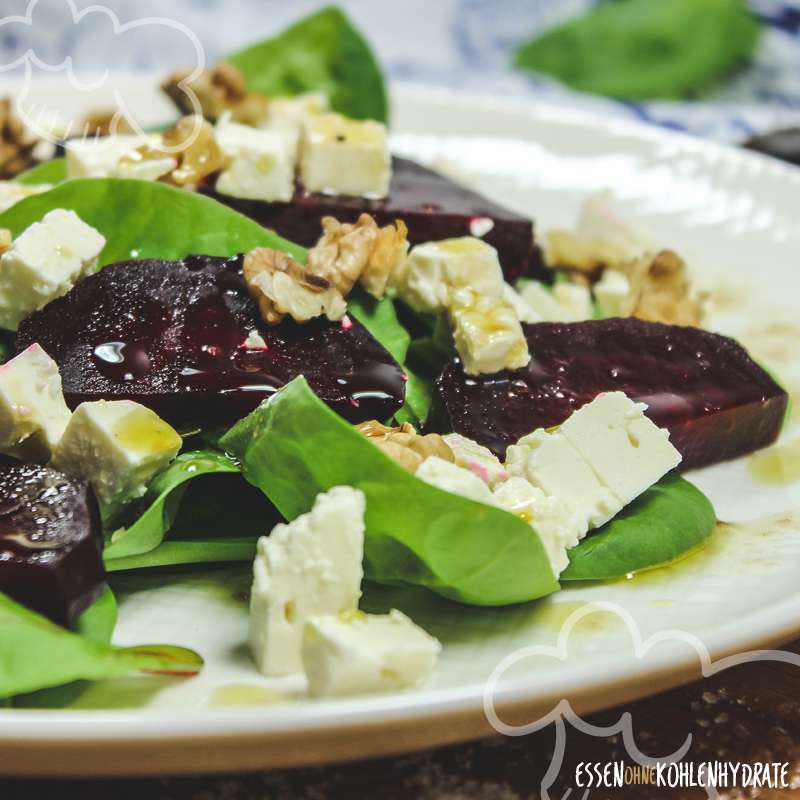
left=15, top=157, right=67, bottom=185
left=347, top=288, right=410, bottom=364
left=226, top=6, right=388, bottom=122
left=220, top=376, right=558, bottom=606
left=103, top=451, right=240, bottom=563
left=513, top=0, right=761, bottom=100
left=393, top=367, right=432, bottom=427
left=105, top=538, right=257, bottom=572
left=75, top=586, right=118, bottom=644
left=0, top=178, right=304, bottom=268
left=561, top=474, right=716, bottom=581
left=0, top=592, right=202, bottom=699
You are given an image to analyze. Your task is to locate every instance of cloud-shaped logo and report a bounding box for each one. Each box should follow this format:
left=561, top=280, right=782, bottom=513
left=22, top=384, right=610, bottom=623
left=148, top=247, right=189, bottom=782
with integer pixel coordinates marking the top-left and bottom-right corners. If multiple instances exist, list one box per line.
left=0, top=0, right=206, bottom=149
left=483, top=601, right=800, bottom=800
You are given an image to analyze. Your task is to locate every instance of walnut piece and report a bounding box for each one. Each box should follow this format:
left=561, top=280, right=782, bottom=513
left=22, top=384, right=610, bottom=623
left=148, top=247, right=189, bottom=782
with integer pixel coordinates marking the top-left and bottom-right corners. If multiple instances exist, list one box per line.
left=307, top=213, right=408, bottom=298
left=624, top=249, right=707, bottom=326
left=161, top=63, right=268, bottom=126
left=0, top=97, right=42, bottom=179
left=545, top=228, right=633, bottom=276
left=356, top=420, right=454, bottom=473
left=79, top=108, right=132, bottom=138
left=243, top=247, right=346, bottom=325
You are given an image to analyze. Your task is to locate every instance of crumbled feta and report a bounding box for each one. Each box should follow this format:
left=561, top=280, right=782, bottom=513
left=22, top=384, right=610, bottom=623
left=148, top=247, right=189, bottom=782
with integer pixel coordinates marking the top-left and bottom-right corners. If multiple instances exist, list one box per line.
left=416, top=455, right=498, bottom=506
left=576, top=191, right=652, bottom=260
left=51, top=399, right=181, bottom=510
left=469, top=216, right=495, bottom=238
left=300, top=112, right=390, bottom=198
left=593, top=269, right=631, bottom=318
left=505, top=427, right=622, bottom=531
left=302, top=609, right=441, bottom=697
left=449, top=287, right=530, bottom=375
left=443, top=433, right=509, bottom=487
left=0, top=181, right=52, bottom=214
left=559, top=392, right=682, bottom=507
left=215, top=114, right=297, bottom=202
left=503, top=283, right=541, bottom=324
left=65, top=134, right=157, bottom=179
left=264, top=93, right=329, bottom=145
left=493, top=476, right=584, bottom=576
left=249, top=486, right=365, bottom=677
left=112, top=153, right=177, bottom=182
left=0, top=343, right=70, bottom=461
left=243, top=329, right=267, bottom=350
left=517, top=281, right=591, bottom=323
left=398, top=237, right=505, bottom=314
left=0, top=209, right=106, bottom=330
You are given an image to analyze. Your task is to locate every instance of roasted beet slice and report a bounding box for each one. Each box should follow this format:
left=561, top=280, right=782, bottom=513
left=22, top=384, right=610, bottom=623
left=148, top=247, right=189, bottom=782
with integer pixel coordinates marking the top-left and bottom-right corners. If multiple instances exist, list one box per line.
left=430, top=318, right=787, bottom=469
left=0, top=460, right=104, bottom=627
left=17, top=255, right=405, bottom=428
left=206, top=157, right=545, bottom=283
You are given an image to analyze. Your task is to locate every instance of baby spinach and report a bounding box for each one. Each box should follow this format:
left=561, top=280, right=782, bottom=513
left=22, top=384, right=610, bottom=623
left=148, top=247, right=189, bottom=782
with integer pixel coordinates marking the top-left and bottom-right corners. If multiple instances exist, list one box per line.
left=0, top=591, right=202, bottom=699
left=15, top=157, right=67, bottom=185
left=76, top=586, right=118, bottom=644
left=226, top=7, right=388, bottom=122
left=105, top=538, right=257, bottom=572
left=0, top=178, right=304, bottom=268
left=221, top=376, right=558, bottom=606
left=514, top=0, right=761, bottom=100
left=561, top=474, right=716, bottom=581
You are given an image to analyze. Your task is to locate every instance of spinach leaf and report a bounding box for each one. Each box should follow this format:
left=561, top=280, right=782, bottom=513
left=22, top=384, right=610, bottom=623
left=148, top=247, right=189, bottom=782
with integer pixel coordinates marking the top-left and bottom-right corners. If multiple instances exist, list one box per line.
left=347, top=288, right=410, bottom=364
left=0, top=178, right=304, bottom=268
left=561, top=474, right=715, bottom=581
left=76, top=586, right=118, bottom=644
left=226, top=7, right=388, bottom=123
left=0, top=592, right=202, bottom=699
left=514, top=0, right=761, bottom=100
left=103, top=451, right=240, bottom=563
left=221, top=376, right=558, bottom=606
left=15, top=157, right=67, bottom=185
left=105, top=538, right=257, bottom=572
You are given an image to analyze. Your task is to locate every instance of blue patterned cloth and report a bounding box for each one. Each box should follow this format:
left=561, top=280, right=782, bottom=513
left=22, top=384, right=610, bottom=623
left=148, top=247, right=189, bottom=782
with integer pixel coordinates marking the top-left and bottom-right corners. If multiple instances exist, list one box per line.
left=0, top=0, right=798, bottom=142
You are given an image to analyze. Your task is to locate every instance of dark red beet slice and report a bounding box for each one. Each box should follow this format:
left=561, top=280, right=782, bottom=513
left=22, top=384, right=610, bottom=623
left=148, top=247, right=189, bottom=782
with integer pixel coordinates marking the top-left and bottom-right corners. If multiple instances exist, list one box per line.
left=430, top=318, right=788, bottom=470
left=0, top=460, right=104, bottom=627
left=205, top=157, right=545, bottom=283
left=17, top=255, right=405, bottom=428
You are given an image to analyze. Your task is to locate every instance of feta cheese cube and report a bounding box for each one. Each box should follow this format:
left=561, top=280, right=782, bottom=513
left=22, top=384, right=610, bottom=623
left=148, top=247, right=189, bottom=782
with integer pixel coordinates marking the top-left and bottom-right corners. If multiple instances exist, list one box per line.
left=443, top=433, right=509, bottom=487
left=505, top=428, right=622, bottom=530
left=302, top=609, right=441, bottom=697
left=552, top=283, right=592, bottom=321
left=65, top=134, right=156, bottom=179
left=449, top=287, right=530, bottom=375
left=398, top=237, right=505, bottom=313
left=249, top=486, right=365, bottom=677
left=0, top=343, right=70, bottom=461
left=300, top=112, right=390, bottom=198
left=504, top=283, right=541, bottom=324
left=415, top=455, right=499, bottom=506
left=51, top=400, right=181, bottom=509
left=112, top=154, right=177, bottom=182
left=264, top=92, right=329, bottom=145
left=215, top=115, right=297, bottom=202
left=0, top=209, right=106, bottom=330
left=493, top=476, right=585, bottom=576
left=559, top=392, right=682, bottom=507
left=0, top=181, right=52, bottom=214
left=594, top=269, right=631, bottom=318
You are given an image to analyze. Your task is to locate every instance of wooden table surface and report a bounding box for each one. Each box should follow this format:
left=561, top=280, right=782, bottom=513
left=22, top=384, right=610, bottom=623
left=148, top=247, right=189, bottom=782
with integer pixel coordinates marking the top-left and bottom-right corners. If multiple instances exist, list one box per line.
left=4, top=638, right=800, bottom=799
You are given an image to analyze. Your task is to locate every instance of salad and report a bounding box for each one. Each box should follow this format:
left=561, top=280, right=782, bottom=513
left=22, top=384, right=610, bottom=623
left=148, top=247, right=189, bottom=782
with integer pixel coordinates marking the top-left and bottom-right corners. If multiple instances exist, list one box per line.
left=0, top=8, right=787, bottom=704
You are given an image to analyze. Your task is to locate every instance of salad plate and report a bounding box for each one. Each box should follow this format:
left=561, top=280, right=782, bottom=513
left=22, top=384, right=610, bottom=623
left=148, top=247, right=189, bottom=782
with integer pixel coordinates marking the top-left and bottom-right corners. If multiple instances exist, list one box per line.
left=1, top=51, right=800, bottom=777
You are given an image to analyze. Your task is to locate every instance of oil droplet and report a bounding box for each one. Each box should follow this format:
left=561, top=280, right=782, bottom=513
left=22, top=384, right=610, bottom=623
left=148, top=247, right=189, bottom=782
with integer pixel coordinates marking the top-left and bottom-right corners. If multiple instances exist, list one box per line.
left=749, top=438, right=800, bottom=486
left=207, top=684, right=290, bottom=708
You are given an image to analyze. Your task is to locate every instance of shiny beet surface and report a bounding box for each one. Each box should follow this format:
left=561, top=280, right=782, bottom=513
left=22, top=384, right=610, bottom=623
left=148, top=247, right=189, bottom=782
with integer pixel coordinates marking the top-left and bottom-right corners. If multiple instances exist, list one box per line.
left=17, top=255, right=406, bottom=428
left=743, top=128, right=800, bottom=167
left=206, top=157, right=545, bottom=283
left=430, top=318, right=788, bottom=469
left=0, top=460, right=105, bottom=627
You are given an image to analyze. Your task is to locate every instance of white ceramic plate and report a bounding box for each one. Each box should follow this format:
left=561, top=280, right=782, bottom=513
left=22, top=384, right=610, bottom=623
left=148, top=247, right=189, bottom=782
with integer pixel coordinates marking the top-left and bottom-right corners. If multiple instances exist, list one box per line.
left=2, top=80, right=800, bottom=777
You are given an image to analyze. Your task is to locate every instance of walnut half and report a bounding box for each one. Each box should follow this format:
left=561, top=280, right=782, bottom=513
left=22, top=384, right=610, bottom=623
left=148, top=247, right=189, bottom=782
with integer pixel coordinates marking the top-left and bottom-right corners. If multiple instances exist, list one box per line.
left=243, top=248, right=347, bottom=325
left=356, top=420, right=454, bottom=473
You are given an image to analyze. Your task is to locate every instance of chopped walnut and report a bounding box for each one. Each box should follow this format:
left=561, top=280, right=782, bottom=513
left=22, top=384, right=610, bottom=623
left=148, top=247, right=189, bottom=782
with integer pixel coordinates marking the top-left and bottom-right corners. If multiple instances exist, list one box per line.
left=243, top=247, right=346, bottom=325
left=356, top=420, right=454, bottom=473
left=307, top=213, right=409, bottom=298
left=545, top=228, right=633, bottom=275
left=79, top=108, right=132, bottom=138
left=161, top=63, right=268, bottom=126
left=0, top=228, right=11, bottom=256
left=0, top=98, right=42, bottom=179
left=624, top=249, right=707, bottom=327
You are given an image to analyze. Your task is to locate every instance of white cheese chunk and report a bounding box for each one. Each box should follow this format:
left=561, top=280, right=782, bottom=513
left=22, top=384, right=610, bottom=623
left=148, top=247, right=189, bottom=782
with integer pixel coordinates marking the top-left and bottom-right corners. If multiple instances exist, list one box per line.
left=243, top=329, right=267, bottom=350
left=594, top=269, right=631, bottom=318
left=443, top=433, right=509, bottom=487
left=65, top=134, right=157, bottom=179
left=0, top=343, right=70, bottom=461
left=559, top=391, right=682, bottom=507
left=504, top=283, right=542, bottom=324
left=398, top=237, right=505, bottom=313
left=0, top=181, right=52, bottom=214
left=415, top=455, right=499, bottom=506
left=215, top=115, right=297, bottom=202
left=0, top=209, right=106, bottom=330
left=263, top=92, right=329, bottom=150
left=505, top=428, right=622, bottom=530
left=51, top=399, right=181, bottom=509
left=518, top=281, right=591, bottom=323
left=112, top=154, right=177, bottom=182
left=302, top=609, right=441, bottom=697
left=493, top=476, right=585, bottom=576
left=449, top=287, right=530, bottom=375
left=249, top=486, right=365, bottom=677
left=300, top=112, right=390, bottom=198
